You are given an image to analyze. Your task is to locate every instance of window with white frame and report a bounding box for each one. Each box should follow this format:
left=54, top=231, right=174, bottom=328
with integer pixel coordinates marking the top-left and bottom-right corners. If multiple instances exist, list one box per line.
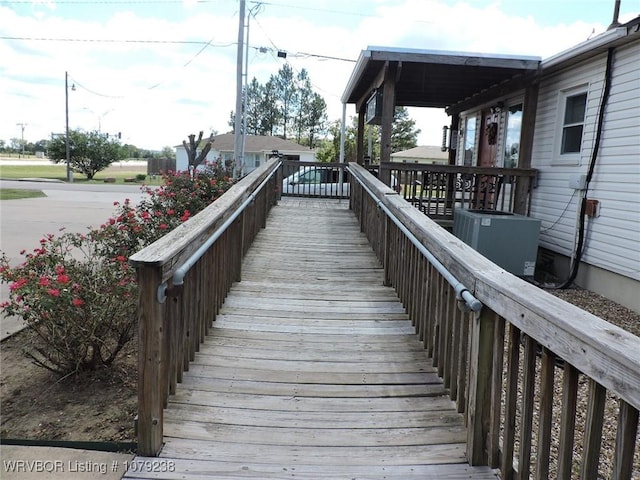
left=561, top=92, right=587, bottom=153
left=559, top=88, right=588, bottom=157
left=503, top=103, right=523, bottom=168
left=462, top=115, right=477, bottom=166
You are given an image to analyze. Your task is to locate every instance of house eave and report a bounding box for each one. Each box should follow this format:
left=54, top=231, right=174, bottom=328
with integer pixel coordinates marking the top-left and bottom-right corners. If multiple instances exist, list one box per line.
left=542, top=25, right=630, bottom=73
left=341, top=46, right=540, bottom=110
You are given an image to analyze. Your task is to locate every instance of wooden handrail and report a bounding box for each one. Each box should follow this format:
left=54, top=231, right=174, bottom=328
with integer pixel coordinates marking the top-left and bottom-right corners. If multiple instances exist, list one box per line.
left=376, top=162, right=538, bottom=177
left=348, top=162, right=640, bottom=479
left=369, top=162, right=537, bottom=218
left=129, top=159, right=280, bottom=456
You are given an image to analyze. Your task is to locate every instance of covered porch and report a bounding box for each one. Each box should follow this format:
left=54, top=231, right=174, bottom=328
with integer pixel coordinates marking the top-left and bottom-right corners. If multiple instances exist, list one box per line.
left=341, top=46, right=541, bottom=219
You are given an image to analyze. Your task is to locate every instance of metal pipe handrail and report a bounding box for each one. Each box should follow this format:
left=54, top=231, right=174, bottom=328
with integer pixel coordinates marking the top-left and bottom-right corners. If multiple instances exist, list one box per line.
left=349, top=165, right=482, bottom=312
left=157, top=161, right=281, bottom=302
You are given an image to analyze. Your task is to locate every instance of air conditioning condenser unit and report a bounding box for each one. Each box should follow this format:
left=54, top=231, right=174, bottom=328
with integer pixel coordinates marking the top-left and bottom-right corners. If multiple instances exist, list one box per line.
left=453, top=209, right=541, bottom=277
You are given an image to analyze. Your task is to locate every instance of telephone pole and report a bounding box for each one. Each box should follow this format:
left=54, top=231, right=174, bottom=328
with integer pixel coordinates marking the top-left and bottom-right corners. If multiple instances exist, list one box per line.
left=233, top=0, right=245, bottom=178
left=16, top=123, right=27, bottom=158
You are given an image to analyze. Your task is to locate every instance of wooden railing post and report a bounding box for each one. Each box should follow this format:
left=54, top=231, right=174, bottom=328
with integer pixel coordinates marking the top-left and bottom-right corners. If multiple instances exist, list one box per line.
left=466, top=307, right=496, bottom=465
left=382, top=214, right=392, bottom=286
left=347, top=162, right=640, bottom=478
left=137, top=265, right=165, bottom=457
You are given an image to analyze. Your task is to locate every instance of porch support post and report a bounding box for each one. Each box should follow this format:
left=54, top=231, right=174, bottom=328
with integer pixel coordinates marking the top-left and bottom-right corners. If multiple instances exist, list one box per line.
left=514, top=80, right=539, bottom=214
left=448, top=114, right=459, bottom=165
left=137, top=265, right=165, bottom=456
left=357, top=108, right=366, bottom=165
left=379, top=61, right=397, bottom=186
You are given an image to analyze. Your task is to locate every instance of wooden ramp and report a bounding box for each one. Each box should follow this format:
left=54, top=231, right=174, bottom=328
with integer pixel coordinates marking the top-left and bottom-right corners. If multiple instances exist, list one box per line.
left=125, top=198, right=498, bottom=479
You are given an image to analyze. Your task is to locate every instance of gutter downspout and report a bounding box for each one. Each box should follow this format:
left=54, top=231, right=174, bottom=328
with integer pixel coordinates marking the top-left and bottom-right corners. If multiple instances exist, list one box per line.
left=558, top=47, right=615, bottom=289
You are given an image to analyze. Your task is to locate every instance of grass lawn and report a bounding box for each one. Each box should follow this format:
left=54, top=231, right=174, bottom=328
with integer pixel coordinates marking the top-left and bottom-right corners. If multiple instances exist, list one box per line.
left=0, top=188, right=46, bottom=200
left=0, top=164, right=162, bottom=186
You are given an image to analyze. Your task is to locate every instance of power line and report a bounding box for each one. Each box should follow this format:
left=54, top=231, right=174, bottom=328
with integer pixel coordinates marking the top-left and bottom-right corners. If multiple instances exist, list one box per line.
left=0, top=35, right=229, bottom=46
left=69, top=76, right=124, bottom=98
left=3, top=0, right=216, bottom=4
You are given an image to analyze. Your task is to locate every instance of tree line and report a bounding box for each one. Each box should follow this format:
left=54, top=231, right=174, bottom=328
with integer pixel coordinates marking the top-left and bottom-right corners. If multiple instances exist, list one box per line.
left=230, top=64, right=421, bottom=160
left=0, top=135, right=174, bottom=162
left=230, top=64, right=328, bottom=148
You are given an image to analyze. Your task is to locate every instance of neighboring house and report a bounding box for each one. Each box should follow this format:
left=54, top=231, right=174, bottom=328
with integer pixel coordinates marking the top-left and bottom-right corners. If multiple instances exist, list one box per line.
left=175, top=134, right=316, bottom=174
left=453, top=16, right=640, bottom=312
left=391, top=146, right=449, bottom=164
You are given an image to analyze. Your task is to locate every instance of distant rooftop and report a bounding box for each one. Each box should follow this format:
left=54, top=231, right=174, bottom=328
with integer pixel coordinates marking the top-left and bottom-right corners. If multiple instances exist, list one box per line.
left=391, top=145, right=449, bottom=160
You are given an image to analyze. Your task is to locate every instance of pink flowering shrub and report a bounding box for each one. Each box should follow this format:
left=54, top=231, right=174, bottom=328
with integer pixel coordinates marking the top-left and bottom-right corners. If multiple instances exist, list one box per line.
left=0, top=233, right=137, bottom=374
left=93, top=160, right=235, bottom=259
left=0, top=161, right=235, bottom=376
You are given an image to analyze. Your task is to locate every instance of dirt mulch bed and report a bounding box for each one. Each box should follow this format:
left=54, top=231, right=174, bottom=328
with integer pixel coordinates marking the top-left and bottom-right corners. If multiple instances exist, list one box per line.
left=0, top=328, right=137, bottom=443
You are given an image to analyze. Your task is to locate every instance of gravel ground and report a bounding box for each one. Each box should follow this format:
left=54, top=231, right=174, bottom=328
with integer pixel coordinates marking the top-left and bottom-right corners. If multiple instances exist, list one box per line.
left=549, top=287, right=640, bottom=337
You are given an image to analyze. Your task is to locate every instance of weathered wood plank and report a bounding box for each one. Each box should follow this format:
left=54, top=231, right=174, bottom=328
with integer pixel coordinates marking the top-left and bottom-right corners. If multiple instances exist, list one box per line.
left=164, top=421, right=468, bottom=447
left=205, top=327, right=417, bottom=344
left=194, top=343, right=435, bottom=363
left=177, top=364, right=440, bottom=385
left=196, top=333, right=430, bottom=353
left=164, top=404, right=464, bottom=429
left=177, top=375, right=446, bottom=397
left=125, top=457, right=499, bottom=480
left=159, top=438, right=471, bottom=466
left=186, top=355, right=433, bottom=374
left=126, top=198, right=496, bottom=479
left=169, top=390, right=458, bottom=412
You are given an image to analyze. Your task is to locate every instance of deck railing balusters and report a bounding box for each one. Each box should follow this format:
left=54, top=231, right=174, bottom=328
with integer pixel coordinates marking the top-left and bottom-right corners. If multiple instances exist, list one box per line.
left=348, top=162, right=640, bottom=480
left=130, top=160, right=280, bottom=457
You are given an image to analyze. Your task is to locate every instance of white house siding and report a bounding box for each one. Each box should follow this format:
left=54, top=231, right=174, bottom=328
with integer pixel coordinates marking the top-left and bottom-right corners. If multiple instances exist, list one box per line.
left=530, top=41, right=640, bottom=283
left=175, top=146, right=317, bottom=173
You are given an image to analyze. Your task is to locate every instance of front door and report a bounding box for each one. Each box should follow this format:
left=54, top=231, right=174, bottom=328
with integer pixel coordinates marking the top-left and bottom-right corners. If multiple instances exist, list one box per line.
left=475, top=108, right=500, bottom=208
left=478, top=108, right=498, bottom=167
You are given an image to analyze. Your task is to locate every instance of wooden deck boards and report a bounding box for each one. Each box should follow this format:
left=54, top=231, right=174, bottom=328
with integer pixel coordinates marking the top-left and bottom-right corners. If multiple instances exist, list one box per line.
left=124, top=198, right=497, bottom=479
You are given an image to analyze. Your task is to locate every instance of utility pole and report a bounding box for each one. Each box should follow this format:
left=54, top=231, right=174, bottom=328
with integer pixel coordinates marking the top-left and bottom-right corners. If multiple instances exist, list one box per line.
left=65, top=71, right=74, bottom=183
left=15, top=123, right=27, bottom=158
left=233, top=0, right=245, bottom=178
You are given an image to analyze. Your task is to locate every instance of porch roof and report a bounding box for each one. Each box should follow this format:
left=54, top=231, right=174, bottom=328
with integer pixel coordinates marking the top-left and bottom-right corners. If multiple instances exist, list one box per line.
left=341, top=46, right=540, bottom=110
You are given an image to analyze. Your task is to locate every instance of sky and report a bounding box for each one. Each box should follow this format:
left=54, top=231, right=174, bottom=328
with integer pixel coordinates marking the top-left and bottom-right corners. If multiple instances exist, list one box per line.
left=1, top=0, right=638, bottom=151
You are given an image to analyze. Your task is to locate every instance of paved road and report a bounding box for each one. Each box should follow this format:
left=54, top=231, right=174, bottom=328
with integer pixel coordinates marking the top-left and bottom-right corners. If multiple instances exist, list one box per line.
left=0, top=180, right=148, bottom=339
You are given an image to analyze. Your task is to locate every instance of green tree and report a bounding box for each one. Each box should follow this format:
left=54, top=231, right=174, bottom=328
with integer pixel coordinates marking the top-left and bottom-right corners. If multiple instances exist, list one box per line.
left=160, top=146, right=176, bottom=160
left=292, top=70, right=328, bottom=148
left=259, top=79, right=281, bottom=136
left=48, top=129, right=126, bottom=179
left=273, top=64, right=296, bottom=139
left=391, top=106, right=420, bottom=152
left=306, top=93, right=328, bottom=148
left=245, top=77, right=264, bottom=135
left=317, top=108, right=420, bottom=163
left=230, top=68, right=328, bottom=143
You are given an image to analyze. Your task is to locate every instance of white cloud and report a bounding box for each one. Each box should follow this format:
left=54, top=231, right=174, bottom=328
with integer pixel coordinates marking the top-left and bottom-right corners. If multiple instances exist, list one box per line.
left=0, top=1, right=636, bottom=150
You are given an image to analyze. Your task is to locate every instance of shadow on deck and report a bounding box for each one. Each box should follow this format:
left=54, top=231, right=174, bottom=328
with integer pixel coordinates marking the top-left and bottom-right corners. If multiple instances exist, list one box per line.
left=125, top=198, right=497, bottom=479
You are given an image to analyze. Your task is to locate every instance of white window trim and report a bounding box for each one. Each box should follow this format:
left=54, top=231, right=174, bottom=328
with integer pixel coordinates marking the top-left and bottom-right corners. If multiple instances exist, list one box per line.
left=499, top=97, right=524, bottom=168
left=553, top=84, right=589, bottom=166
left=458, top=112, right=480, bottom=166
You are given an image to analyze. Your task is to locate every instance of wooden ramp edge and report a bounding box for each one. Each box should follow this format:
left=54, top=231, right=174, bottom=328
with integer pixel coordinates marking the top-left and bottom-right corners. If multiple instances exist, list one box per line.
left=124, top=198, right=498, bottom=480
